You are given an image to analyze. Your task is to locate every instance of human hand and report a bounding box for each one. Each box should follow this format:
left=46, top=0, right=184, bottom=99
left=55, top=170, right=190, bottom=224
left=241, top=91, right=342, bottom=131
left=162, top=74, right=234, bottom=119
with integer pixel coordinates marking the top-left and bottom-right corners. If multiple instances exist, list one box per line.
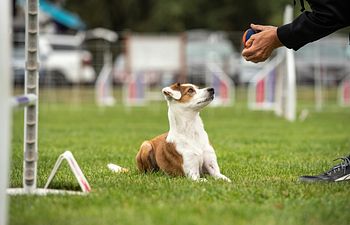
left=242, top=24, right=283, bottom=63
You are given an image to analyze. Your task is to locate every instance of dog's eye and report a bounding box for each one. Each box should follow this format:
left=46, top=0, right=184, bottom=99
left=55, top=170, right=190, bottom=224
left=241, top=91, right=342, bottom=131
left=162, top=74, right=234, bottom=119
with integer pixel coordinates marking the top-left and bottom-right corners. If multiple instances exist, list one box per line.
left=188, top=88, right=195, bottom=94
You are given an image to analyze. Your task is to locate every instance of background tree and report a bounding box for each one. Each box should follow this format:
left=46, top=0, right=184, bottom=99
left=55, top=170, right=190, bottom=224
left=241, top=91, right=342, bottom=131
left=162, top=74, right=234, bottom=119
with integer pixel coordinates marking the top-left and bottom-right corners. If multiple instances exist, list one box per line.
left=64, top=0, right=291, bottom=32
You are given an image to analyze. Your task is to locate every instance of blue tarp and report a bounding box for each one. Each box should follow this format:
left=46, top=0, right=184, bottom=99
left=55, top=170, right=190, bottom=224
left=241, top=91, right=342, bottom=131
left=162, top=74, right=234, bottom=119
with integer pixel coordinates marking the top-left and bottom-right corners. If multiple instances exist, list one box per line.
left=17, top=0, right=86, bottom=30
left=40, top=0, right=85, bottom=30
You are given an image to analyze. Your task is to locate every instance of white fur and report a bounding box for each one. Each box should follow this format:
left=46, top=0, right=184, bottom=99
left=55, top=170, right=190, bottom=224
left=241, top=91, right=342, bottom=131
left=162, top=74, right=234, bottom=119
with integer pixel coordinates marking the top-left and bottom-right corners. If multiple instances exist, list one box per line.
left=107, top=163, right=129, bottom=173
left=162, top=87, right=181, bottom=100
left=163, top=84, right=231, bottom=182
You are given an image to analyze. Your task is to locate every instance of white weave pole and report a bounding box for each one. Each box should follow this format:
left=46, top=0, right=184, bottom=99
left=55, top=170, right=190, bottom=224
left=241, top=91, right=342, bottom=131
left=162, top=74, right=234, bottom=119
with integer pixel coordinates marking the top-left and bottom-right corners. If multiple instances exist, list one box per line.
left=23, top=0, right=40, bottom=193
left=0, top=0, right=12, bottom=223
left=6, top=0, right=90, bottom=196
left=284, top=5, right=297, bottom=121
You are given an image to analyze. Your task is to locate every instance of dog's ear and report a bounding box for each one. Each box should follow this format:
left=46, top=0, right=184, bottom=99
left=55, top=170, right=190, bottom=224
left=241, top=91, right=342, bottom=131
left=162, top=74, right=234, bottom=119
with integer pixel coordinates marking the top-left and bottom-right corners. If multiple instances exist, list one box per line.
left=162, top=87, right=181, bottom=100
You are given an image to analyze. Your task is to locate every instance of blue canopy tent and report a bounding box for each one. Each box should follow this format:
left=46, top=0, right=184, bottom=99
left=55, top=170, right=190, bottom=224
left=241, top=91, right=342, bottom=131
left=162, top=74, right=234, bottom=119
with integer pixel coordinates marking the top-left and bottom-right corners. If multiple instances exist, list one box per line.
left=17, top=0, right=85, bottom=30
left=40, top=0, right=85, bottom=30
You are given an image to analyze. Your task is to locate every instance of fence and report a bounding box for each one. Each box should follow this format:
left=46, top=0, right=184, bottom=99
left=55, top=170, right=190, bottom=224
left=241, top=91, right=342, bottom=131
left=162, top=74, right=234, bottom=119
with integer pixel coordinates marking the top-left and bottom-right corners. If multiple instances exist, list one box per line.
left=10, top=27, right=350, bottom=109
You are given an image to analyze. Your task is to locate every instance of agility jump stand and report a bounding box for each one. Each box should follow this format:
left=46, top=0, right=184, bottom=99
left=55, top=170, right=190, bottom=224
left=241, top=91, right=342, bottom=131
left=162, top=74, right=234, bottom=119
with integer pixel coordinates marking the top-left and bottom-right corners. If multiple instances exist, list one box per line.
left=85, top=28, right=118, bottom=107
left=123, top=72, right=146, bottom=106
left=95, top=50, right=116, bottom=107
left=7, top=0, right=90, bottom=196
left=248, top=51, right=284, bottom=111
left=205, top=52, right=234, bottom=106
left=338, top=76, right=350, bottom=107
left=247, top=46, right=296, bottom=121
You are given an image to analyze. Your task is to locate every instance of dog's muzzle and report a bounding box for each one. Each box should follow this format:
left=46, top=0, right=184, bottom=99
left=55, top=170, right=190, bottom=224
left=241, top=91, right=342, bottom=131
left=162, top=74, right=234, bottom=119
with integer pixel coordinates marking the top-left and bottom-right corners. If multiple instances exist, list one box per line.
left=197, top=88, right=215, bottom=104
left=207, top=88, right=215, bottom=95
left=207, top=88, right=215, bottom=100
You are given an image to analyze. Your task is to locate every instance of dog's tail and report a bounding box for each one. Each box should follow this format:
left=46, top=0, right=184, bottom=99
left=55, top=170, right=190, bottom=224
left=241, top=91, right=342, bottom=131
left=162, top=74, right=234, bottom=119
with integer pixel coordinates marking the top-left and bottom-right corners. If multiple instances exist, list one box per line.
left=107, top=163, right=129, bottom=173
left=136, top=141, right=159, bottom=173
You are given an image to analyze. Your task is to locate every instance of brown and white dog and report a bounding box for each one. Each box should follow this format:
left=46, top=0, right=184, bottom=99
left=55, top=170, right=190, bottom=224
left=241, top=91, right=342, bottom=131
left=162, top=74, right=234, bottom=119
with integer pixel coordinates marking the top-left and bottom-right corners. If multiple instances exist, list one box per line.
left=136, top=83, right=231, bottom=182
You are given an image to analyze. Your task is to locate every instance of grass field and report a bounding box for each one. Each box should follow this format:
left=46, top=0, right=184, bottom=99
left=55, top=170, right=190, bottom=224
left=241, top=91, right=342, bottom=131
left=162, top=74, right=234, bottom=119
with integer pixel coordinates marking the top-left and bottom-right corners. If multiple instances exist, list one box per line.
left=9, top=87, right=350, bottom=225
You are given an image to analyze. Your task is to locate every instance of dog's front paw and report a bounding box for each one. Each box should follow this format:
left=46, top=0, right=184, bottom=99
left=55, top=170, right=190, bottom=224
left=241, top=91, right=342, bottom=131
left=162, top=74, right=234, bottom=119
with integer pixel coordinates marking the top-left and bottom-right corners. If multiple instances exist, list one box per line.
left=186, top=173, right=208, bottom=182
left=196, top=178, right=208, bottom=182
left=216, top=174, right=232, bottom=183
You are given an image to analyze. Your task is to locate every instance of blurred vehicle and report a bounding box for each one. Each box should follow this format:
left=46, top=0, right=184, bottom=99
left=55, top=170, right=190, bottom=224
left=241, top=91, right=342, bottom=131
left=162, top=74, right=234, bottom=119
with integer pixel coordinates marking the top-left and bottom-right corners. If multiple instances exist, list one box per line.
left=41, top=34, right=96, bottom=84
left=185, top=30, right=240, bottom=84
left=295, top=34, right=350, bottom=85
left=12, top=33, right=96, bottom=85
left=12, top=44, right=46, bottom=85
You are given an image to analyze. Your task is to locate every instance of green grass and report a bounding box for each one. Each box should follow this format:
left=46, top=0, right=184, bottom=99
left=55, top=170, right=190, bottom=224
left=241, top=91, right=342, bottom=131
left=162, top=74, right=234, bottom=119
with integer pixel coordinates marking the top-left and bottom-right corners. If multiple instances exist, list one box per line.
left=9, top=87, right=350, bottom=225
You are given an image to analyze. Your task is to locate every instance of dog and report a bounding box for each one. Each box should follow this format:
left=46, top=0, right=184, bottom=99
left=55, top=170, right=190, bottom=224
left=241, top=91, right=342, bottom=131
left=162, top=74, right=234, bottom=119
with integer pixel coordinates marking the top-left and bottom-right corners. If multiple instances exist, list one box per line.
left=136, top=83, right=231, bottom=182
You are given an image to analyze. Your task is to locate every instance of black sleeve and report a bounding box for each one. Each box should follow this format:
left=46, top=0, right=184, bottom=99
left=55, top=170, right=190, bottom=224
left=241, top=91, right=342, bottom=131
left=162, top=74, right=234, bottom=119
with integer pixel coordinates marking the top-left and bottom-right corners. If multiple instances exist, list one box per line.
left=277, top=0, right=350, bottom=51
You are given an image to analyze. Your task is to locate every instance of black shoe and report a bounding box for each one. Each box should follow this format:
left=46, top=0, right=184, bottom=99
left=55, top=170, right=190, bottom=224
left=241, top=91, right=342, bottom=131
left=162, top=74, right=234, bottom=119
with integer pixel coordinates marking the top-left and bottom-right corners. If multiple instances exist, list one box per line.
left=299, top=155, right=350, bottom=182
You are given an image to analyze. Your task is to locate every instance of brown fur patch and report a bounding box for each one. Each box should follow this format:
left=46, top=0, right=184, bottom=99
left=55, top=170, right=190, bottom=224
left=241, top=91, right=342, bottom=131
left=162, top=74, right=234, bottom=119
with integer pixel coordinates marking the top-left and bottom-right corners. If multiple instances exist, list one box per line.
left=136, top=141, right=159, bottom=172
left=136, top=133, right=184, bottom=176
left=169, top=83, right=196, bottom=103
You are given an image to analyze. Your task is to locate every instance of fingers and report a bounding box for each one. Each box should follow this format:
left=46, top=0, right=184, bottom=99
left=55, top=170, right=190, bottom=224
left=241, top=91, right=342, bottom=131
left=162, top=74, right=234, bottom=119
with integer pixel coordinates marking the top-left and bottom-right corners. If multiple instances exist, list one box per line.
left=242, top=52, right=259, bottom=63
left=242, top=25, right=281, bottom=63
left=244, top=36, right=254, bottom=48
left=242, top=47, right=269, bottom=63
left=250, top=23, right=274, bottom=32
left=241, top=49, right=252, bottom=59
left=247, top=55, right=268, bottom=63
left=250, top=23, right=265, bottom=32
left=242, top=46, right=268, bottom=63
left=242, top=34, right=257, bottom=61
left=242, top=48, right=259, bottom=62
left=242, top=37, right=255, bottom=59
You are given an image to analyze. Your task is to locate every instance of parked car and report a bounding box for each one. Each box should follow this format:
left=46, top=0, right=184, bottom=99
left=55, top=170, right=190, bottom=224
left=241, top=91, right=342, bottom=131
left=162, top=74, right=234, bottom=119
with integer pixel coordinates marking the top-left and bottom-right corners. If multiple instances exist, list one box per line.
left=12, top=44, right=46, bottom=85
left=41, top=34, right=96, bottom=84
left=12, top=33, right=96, bottom=85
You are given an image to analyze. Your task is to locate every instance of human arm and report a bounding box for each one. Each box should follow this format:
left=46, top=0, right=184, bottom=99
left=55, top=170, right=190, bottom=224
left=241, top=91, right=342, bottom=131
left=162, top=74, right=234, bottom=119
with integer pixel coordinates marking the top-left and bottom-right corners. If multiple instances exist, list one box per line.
left=278, top=0, right=350, bottom=50
left=242, top=0, right=350, bottom=63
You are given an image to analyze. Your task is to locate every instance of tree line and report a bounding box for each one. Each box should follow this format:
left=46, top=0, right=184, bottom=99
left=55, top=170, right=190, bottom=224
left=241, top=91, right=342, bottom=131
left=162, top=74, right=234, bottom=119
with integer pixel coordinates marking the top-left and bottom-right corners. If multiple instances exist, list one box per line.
left=65, top=0, right=292, bottom=32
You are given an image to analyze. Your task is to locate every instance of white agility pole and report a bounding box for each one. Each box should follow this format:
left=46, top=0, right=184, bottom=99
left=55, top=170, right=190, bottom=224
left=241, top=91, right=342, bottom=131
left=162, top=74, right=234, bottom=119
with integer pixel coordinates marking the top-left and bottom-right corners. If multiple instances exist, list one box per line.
left=23, top=0, right=40, bottom=193
left=0, top=0, right=12, bottom=223
left=314, top=41, right=323, bottom=111
left=284, top=5, right=297, bottom=121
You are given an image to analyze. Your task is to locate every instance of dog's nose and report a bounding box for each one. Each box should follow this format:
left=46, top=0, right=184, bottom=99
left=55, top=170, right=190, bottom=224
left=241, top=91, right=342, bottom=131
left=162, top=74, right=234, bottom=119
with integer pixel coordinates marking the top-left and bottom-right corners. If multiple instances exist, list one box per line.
left=207, top=88, right=215, bottom=95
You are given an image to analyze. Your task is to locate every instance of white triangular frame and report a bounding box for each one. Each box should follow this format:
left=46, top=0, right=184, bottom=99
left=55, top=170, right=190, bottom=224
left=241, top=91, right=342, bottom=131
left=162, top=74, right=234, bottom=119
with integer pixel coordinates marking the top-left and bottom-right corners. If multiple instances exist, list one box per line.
left=7, top=150, right=91, bottom=196
left=44, top=151, right=91, bottom=193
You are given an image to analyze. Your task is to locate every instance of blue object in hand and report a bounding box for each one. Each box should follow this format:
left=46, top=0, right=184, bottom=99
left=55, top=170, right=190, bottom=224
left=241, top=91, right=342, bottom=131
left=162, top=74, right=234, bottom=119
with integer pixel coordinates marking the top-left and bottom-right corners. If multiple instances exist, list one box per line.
left=242, top=28, right=256, bottom=47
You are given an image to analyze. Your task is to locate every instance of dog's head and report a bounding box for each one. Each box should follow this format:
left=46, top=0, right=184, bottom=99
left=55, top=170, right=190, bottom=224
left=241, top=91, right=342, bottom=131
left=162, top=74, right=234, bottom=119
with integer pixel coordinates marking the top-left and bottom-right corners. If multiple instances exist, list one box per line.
left=162, top=83, right=214, bottom=111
